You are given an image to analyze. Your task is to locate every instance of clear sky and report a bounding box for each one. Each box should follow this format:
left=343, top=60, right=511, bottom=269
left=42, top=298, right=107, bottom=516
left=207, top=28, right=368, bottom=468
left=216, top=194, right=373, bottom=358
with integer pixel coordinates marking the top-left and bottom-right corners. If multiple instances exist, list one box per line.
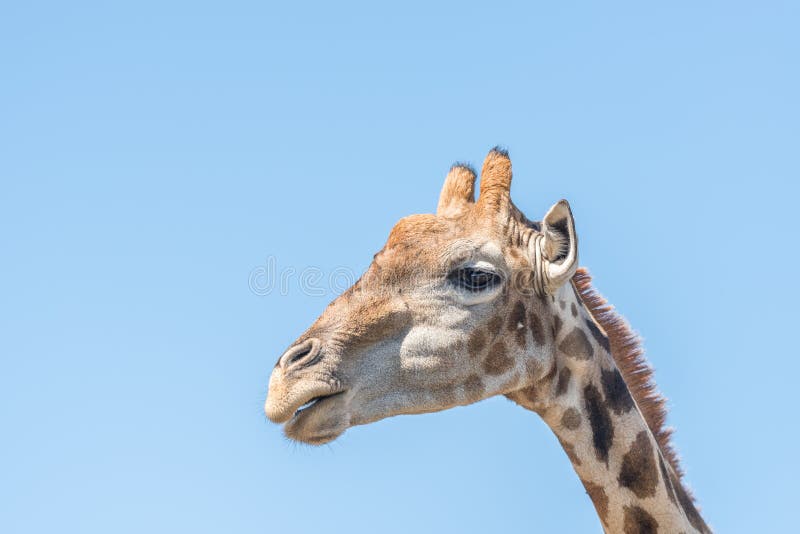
left=1, top=2, right=798, bottom=533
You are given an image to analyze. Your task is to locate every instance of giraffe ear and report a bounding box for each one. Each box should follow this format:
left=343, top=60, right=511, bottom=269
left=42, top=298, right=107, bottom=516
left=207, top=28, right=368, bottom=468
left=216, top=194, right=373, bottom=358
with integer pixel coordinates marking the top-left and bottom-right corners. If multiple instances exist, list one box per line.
left=437, top=164, right=476, bottom=218
left=537, top=200, right=579, bottom=293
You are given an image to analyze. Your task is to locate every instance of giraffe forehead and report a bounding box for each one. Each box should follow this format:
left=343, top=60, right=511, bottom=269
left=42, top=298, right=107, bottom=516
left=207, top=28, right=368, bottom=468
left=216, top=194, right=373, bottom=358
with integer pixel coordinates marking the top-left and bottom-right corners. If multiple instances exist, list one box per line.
left=376, top=214, right=502, bottom=276
left=384, top=214, right=452, bottom=248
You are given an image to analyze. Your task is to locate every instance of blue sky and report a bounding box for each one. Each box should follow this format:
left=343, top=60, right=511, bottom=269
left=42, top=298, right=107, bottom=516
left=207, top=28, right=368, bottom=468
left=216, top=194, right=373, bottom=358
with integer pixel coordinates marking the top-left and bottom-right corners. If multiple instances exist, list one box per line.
left=1, top=2, right=798, bottom=532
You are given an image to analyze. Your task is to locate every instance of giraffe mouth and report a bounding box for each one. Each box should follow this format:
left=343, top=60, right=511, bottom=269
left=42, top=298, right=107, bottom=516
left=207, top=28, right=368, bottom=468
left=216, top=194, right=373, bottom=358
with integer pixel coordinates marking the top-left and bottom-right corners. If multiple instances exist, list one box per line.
left=283, top=390, right=349, bottom=445
left=291, top=391, right=346, bottom=420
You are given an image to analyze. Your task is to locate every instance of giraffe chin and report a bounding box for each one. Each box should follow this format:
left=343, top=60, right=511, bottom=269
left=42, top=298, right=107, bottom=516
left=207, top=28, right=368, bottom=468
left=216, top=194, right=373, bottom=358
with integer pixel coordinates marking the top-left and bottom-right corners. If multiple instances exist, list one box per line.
left=282, top=392, right=350, bottom=445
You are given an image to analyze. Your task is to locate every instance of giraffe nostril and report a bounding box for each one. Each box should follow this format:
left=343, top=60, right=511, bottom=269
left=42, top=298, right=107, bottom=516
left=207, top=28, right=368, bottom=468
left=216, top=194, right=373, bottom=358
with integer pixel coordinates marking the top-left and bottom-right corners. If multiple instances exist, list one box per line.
left=289, top=346, right=311, bottom=364
left=279, top=338, right=322, bottom=370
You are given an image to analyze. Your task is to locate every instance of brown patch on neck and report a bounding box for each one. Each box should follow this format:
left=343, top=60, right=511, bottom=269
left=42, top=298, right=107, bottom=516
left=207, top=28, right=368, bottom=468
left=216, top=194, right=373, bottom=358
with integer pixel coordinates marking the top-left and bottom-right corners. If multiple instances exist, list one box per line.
left=558, top=328, right=593, bottom=360
left=571, top=268, right=693, bottom=497
left=560, top=407, right=582, bottom=430
left=555, top=366, right=571, bottom=396
left=529, top=313, right=545, bottom=345
left=622, top=505, right=659, bottom=534
left=552, top=315, right=562, bottom=337
left=618, top=431, right=658, bottom=498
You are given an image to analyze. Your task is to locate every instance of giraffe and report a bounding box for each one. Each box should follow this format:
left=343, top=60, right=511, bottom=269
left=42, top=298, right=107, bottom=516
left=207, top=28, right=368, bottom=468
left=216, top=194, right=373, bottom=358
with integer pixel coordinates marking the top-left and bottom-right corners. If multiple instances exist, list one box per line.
left=264, top=148, right=711, bottom=533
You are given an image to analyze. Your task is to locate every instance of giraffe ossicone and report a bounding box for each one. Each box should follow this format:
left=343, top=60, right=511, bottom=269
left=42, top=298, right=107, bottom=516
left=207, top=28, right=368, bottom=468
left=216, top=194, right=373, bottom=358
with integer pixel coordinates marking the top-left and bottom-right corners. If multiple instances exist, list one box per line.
left=264, top=148, right=711, bottom=534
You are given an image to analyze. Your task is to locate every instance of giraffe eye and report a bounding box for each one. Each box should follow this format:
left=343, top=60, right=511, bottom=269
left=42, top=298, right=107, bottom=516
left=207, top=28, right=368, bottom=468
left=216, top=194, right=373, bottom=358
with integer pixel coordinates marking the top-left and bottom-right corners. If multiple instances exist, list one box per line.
left=449, top=267, right=502, bottom=292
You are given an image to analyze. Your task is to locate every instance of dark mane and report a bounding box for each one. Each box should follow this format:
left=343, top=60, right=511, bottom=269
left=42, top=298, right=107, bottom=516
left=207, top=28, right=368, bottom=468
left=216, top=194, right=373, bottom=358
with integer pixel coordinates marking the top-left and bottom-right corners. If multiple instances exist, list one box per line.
left=572, top=267, right=687, bottom=484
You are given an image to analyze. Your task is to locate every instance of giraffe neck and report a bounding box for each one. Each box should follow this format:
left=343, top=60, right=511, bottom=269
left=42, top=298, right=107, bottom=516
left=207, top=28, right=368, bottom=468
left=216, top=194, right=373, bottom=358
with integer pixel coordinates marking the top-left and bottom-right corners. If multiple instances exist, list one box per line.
left=506, top=282, right=710, bottom=534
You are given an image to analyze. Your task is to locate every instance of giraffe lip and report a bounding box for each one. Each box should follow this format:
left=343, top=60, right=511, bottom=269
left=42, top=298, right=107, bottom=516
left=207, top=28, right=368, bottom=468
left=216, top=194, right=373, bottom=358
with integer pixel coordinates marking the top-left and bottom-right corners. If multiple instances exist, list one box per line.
left=291, top=391, right=345, bottom=419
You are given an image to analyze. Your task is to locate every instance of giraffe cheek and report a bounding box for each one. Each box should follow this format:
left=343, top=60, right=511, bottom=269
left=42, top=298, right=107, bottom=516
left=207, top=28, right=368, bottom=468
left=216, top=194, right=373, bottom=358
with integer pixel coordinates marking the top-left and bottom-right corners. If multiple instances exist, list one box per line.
left=398, top=325, right=463, bottom=372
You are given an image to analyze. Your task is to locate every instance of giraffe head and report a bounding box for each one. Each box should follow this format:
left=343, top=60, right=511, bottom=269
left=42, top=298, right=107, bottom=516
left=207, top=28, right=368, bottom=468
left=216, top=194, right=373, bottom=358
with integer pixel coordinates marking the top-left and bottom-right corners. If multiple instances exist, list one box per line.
left=265, top=148, right=579, bottom=444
